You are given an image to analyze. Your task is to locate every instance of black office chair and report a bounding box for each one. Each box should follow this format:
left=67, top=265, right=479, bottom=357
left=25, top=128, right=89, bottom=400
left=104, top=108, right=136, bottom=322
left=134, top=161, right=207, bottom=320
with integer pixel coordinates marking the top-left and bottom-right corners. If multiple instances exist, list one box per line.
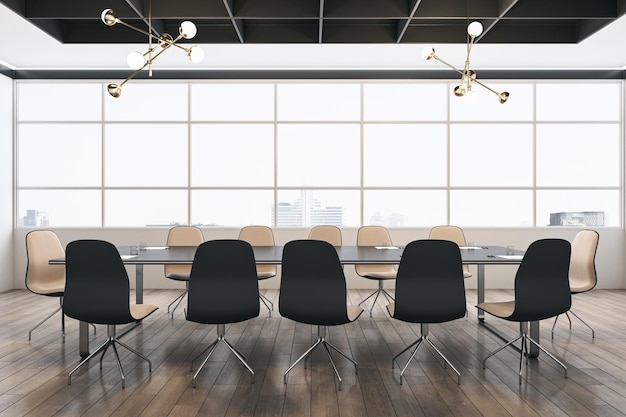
left=64, top=240, right=158, bottom=388
left=279, top=239, right=363, bottom=391
left=387, top=239, right=466, bottom=385
left=477, top=238, right=571, bottom=384
left=185, top=239, right=260, bottom=388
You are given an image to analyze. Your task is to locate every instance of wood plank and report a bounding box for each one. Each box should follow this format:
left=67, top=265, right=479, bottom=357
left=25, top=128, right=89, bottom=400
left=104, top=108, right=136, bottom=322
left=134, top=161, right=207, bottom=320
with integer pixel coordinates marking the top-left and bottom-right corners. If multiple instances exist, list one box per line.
left=0, top=289, right=623, bottom=417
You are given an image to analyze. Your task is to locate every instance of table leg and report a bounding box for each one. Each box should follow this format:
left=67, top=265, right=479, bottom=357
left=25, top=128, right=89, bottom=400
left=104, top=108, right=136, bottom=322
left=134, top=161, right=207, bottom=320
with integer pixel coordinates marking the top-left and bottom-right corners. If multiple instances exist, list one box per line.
left=477, top=264, right=485, bottom=322
left=529, top=320, right=539, bottom=358
left=79, top=321, right=89, bottom=358
left=136, top=264, right=143, bottom=304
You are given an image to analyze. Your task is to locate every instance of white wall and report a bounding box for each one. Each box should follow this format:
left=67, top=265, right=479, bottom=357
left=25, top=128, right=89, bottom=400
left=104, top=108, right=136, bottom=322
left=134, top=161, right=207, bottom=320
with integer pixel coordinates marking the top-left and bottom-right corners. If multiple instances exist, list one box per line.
left=0, top=75, right=13, bottom=292
left=11, top=227, right=625, bottom=291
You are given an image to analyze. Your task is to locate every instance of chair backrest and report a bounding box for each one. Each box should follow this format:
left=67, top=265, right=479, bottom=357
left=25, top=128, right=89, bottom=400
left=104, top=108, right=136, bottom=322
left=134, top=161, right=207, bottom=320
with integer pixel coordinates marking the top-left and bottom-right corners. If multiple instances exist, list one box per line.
left=569, top=230, right=599, bottom=294
left=393, top=240, right=466, bottom=323
left=308, top=225, right=342, bottom=246
left=429, top=225, right=471, bottom=276
left=279, top=240, right=350, bottom=326
left=25, top=230, right=66, bottom=296
left=64, top=240, right=135, bottom=325
left=186, top=240, right=260, bottom=324
left=164, top=225, right=205, bottom=278
left=355, top=225, right=396, bottom=276
left=510, top=239, right=572, bottom=322
left=238, top=225, right=277, bottom=277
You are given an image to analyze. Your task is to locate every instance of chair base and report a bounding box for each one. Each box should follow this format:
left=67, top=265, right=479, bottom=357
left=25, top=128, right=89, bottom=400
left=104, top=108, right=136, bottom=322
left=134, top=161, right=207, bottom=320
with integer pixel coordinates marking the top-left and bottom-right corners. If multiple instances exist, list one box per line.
left=283, top=325, right=357, bottom=391
left=68, top=324, right=151, bottom=388
left=483, top=322, right=567, bottom=384
left=552, top=310, right=595, bottom=339
left=167, top=286, right=188, bottom=319
left=358, top=281, right=394, bottom=317
left=259, top=292, right=273, bottom=317
left=392, top=324, right=460, bottom=385
left=29, top=300, right=64, bottom=342
left=191, top=323, right=254, bottom=388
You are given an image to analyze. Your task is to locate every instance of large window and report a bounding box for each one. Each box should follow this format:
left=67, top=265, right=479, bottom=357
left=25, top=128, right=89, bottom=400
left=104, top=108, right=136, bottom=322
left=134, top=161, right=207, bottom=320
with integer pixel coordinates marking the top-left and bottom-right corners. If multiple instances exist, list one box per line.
left=15, top=80, right=623, bottom=228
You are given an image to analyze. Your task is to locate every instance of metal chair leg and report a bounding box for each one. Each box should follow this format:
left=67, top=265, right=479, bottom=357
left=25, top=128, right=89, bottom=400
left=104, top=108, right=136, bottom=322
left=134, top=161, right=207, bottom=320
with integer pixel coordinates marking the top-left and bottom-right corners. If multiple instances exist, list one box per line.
left=552, top=309, right=595, bottom=339
left=259, top=292, right=273, bottom=317
left=392, top=324, right=460, bottom=385
left=484, top=322, right=567, bottom=384
left=167, top=287, right=188, bottom=318
left=29, top=303, right=63, bottom=341
left=358, top=281, right=395, bottom=317
left=191, top=324, right=254, bottom=388
left=283, top=325, right=357, bottom=391
left=68, top=324, right=152, bottom=388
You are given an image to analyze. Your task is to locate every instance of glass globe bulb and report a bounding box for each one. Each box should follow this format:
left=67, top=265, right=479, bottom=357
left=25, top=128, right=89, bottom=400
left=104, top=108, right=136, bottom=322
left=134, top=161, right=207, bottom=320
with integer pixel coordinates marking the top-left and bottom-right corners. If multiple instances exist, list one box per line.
left=421, top=47, right=435, bottom=60
left=101, top=9, right=117, bottom=26
left=467, top=21, right=483, bottom=37
left=180, top=21, right=197, bottom=39
left=188, top=46, right=205, bottom=63
left=454, top=85, right=466, bottom=97
left=126, top=51, right=145, bottom=69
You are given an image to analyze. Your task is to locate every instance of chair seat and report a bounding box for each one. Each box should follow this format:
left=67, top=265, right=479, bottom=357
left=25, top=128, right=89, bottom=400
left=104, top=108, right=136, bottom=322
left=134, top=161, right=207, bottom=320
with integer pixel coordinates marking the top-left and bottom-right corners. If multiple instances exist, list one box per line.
left=347, top=305, right=364, bottom=321
left=28, top=281, right=65, bottom=295
left=363, top=271, right=396, bottom=280
left=166, top=273, right=190, bottom=281
left=130, top=303, right=159, bottom=321
left=569, top=281, right=595, bottom=293
left=257, top=271, right=276, bottom=279
left=476, top=301, right=515, bottom=319
left=463, top=271, right=472, bottom=279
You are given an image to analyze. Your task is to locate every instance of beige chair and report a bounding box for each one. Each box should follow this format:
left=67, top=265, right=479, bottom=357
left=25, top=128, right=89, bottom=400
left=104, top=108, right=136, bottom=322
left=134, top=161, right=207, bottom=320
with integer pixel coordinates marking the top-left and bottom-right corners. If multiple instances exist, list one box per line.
left=429, top=225, right=472, bottom=278
left=238, top=225, right=277, bottom=315
left=355, top=225, right=397, bottom=317
left=552, top=229, right=599, bottom=339
left=164, top=226, right=205, bottom=318
left=308, top=225, right=342, bottom=246
left=25, top=230, right=67, bottom=341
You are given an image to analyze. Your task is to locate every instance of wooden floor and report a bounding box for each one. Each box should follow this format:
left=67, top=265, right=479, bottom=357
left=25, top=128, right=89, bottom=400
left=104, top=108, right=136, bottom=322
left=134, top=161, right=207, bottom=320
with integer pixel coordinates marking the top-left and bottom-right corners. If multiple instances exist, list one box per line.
left=0, top=288, right=624, bottom=417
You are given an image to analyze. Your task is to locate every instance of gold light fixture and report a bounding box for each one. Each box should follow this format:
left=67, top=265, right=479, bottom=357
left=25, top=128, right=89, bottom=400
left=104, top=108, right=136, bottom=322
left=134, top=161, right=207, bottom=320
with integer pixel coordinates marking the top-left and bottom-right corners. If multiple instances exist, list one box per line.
left=101, top=2, right=204, bottom=98
left=421, top=4, right=509, bottom=104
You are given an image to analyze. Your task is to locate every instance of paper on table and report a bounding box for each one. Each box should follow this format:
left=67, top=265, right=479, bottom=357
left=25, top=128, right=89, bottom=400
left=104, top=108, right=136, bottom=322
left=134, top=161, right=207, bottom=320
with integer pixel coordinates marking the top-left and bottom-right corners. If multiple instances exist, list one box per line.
left=144, top=246, right=168, bottom=250
left=460, top=246, right=483, bottom=250
left=375, top=246, right=400, bottom=250
left=496, top=255, right=524, bottom=260
left=121, top=255, right=137, bottom=259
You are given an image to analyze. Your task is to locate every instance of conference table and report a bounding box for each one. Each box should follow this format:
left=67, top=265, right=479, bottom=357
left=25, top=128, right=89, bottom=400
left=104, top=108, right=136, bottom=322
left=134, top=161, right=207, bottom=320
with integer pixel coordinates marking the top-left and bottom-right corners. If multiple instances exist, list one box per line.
left=53, top=244, right=532, bottom=358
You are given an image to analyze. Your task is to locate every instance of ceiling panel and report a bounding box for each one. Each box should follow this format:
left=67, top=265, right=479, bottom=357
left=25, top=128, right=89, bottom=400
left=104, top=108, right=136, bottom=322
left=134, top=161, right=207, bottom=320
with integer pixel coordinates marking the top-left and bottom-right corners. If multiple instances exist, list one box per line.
left=2, top=0, right=625, bottom=45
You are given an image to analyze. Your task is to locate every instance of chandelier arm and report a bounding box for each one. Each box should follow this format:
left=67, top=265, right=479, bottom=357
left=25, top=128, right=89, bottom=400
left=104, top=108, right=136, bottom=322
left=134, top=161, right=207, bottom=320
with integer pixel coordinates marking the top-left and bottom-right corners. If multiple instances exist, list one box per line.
left=471, top=77, right=501, bottom=96
left=114, top=20, right=163, bottom=43
left=431, top=56, right=465, bottom=77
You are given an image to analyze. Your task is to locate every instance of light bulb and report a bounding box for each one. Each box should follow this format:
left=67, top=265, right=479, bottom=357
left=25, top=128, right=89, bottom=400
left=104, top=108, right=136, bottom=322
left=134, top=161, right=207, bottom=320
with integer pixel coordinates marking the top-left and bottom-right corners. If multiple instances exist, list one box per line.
left=467, top=21, right=483, bottom=37
left=101, top=9, right=117, bottom=26
left=421, top=47, right=435, bottom=60
left=498, top=92, right=510, bottom=104
left=107, top=83, right=122, bottom=98
left=188, top=46, right=205, bottom=63
left=180, top=21, right=197, bottom=39
left=126, top=51, right=145, bottom=69
left=454, top=85, right=466, bottom=97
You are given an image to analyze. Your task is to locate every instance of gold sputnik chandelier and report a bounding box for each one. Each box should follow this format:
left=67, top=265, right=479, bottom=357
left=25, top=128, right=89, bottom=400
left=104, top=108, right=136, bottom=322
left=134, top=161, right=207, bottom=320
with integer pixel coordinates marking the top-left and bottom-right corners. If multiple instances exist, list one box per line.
left=421, top=1, right=509, bottom=104
left=101, top=1, right=204, bottom=98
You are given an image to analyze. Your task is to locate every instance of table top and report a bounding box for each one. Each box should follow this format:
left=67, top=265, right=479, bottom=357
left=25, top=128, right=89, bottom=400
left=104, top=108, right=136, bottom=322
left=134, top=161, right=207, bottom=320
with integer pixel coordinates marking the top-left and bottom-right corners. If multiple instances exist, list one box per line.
left=51, top=244, right=524, bottom=265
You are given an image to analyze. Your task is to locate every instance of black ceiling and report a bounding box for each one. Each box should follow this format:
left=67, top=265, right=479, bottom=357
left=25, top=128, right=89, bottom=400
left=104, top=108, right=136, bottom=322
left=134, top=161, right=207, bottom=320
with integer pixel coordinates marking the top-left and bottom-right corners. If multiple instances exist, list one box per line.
left=2, top=0, right=626, bottom=45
